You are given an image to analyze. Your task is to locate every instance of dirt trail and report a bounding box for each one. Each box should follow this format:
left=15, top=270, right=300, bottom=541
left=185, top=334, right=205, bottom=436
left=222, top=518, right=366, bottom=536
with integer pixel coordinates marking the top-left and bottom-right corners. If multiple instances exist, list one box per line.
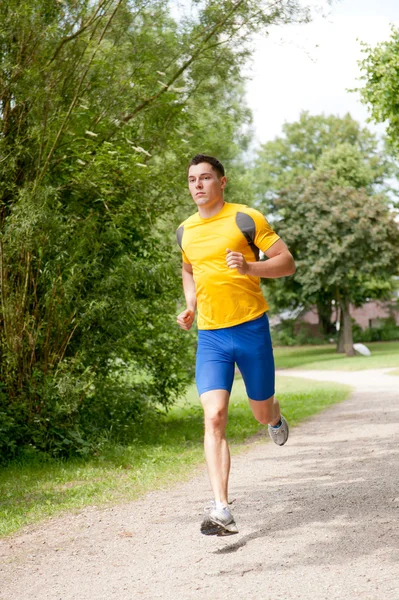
left=1, top=369, right=398, bottom=600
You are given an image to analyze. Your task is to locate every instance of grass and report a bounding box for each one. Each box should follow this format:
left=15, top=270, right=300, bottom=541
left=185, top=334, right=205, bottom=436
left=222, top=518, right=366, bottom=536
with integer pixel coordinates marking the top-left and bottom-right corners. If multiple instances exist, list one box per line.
left=0, top=375, right=350, bottom=538
left=387, top=369, right=399, bottom=376
left=274, top=340, right=399, bottom=371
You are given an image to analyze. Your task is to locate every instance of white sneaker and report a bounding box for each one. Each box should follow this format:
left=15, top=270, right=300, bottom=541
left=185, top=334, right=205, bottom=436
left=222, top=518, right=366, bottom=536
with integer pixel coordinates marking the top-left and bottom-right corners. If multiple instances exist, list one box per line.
left=200, top=503, right=239, bottom=536
left=268, top=415, right=289, bottom=446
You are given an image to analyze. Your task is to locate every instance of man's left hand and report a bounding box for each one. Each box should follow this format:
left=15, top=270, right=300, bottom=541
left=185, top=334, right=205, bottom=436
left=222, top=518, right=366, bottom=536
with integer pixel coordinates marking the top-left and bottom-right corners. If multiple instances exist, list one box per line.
left=226, top=248, right=249, bottom=275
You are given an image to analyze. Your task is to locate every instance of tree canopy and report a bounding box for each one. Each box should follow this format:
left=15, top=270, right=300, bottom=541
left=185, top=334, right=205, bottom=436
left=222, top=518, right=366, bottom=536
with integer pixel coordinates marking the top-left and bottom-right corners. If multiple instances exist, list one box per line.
left=357, top=26, right=399, bottom=163
left=253, top=111, right=388, bottom=209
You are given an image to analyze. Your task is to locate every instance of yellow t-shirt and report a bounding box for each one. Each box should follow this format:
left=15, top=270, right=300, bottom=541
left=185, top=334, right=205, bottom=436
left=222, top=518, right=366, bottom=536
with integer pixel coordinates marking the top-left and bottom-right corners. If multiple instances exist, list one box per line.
left=176, top=202, right=280, bottom=330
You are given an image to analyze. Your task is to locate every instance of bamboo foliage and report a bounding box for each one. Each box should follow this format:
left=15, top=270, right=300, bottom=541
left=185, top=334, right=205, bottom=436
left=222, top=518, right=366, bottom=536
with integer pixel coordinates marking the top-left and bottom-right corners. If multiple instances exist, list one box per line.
left=0, top=0, right=309, bottom=457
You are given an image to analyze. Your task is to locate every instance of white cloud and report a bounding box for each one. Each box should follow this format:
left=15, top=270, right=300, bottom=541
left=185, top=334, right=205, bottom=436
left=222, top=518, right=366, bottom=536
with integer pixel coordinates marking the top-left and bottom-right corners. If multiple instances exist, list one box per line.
left=246, top=7, right=399, bottom=144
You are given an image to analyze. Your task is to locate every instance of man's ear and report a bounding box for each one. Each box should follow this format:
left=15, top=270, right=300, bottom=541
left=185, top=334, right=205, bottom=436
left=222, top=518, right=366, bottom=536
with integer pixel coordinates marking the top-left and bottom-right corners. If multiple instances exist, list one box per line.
left=220, top=176, right=227, bottom=189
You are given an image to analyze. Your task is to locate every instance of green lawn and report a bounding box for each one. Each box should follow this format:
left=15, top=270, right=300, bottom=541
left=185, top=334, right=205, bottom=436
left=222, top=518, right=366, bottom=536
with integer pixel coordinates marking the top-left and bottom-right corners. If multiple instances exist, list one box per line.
left=274, top=341, right=399, bottom=371
left=0, top=375, right=350, bottom=537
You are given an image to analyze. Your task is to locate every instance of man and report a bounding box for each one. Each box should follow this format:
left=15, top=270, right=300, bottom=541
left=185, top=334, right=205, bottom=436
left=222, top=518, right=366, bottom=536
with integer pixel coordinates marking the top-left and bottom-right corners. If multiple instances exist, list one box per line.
left=176, top=154, right=296, bottom=536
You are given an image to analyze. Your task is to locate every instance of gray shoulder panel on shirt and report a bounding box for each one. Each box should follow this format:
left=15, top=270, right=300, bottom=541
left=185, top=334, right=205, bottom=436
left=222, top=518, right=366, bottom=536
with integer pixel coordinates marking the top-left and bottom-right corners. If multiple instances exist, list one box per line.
left=176, top=225, right=184, bottom=250
left=235, top=211, right=259, bottom=260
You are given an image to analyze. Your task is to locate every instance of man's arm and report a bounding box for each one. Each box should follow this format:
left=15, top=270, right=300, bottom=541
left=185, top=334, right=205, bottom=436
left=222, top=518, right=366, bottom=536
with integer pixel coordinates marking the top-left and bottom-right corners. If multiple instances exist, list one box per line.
left=176, top=262, right=197, bottom=330
left=226, top=239, right=296, bottom=278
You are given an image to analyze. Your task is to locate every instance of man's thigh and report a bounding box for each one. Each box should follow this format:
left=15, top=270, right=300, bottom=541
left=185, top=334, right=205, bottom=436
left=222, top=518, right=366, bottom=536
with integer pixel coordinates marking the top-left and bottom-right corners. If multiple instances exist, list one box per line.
left=196, top=329, right=235, bottom=397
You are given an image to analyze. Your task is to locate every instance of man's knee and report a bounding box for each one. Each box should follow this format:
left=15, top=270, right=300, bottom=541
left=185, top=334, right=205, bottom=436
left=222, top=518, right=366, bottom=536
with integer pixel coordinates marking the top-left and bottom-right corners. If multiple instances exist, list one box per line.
left=201, top=390, right=229, bottom=434
left=204, top=407, right=228, bottom=433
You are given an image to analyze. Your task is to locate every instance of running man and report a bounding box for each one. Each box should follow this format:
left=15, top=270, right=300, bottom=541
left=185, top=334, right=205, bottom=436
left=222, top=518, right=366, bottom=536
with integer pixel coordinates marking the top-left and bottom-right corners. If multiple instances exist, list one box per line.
left=176, top=154, right=296, bottom=536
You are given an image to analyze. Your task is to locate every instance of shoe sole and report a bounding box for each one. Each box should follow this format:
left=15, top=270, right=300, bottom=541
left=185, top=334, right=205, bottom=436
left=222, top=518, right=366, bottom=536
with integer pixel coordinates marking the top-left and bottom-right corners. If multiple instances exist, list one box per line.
left=217, top=527, right=239, bottom=537
left=200, top=516, right=239, bottom=536
left=200, top=520, right=222, bottom=536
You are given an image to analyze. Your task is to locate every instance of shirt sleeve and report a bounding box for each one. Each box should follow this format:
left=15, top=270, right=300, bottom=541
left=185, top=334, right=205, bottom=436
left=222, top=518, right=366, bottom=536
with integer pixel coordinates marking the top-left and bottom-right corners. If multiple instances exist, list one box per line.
left=251, top=209, right=280, bottom=254
left=181, top=249, right=191, bottom=264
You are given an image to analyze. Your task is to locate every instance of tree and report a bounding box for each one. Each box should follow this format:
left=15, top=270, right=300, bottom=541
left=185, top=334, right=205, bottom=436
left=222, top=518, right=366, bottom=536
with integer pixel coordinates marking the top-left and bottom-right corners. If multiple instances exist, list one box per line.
left=0, top=0, right=310, bottom=457
left=253, top=111, right=386, bottom=206
left=274, top=144, right=399, bottom=355
left=357, top=26, right=399, bottom=167
left=252, top=113, right=395, bottom=337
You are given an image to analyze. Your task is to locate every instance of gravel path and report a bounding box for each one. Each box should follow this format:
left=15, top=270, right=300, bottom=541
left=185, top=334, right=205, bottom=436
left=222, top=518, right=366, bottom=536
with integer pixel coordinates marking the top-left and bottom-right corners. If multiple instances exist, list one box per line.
left=1, top=368, right=398, bottom=600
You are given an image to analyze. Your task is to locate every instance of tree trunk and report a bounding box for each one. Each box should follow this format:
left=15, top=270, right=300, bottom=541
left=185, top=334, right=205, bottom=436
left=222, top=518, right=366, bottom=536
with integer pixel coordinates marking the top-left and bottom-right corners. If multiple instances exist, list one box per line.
left=336, top=307, right=345, bottom=353
left=339, top=297, right=355, bottom=356
left=317, top=298, right=335, bottom=337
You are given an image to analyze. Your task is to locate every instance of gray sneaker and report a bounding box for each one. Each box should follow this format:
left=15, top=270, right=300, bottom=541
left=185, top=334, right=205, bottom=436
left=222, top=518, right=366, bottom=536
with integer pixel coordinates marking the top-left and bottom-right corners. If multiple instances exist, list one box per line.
left=200, top=503, right=239, bottom=536
left=268, top=415, right=289, bottom=446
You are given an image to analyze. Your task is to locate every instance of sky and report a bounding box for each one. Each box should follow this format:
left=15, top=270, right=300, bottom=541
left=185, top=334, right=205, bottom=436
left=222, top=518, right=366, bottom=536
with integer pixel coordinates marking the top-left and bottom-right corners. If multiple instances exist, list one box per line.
left=245, top=0, right=399, bottom=145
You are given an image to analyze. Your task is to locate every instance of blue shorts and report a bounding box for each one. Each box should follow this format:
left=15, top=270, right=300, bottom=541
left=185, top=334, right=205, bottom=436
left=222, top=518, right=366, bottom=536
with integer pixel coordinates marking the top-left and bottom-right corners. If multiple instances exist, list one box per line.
left=196, top=313, right=275, bottom=401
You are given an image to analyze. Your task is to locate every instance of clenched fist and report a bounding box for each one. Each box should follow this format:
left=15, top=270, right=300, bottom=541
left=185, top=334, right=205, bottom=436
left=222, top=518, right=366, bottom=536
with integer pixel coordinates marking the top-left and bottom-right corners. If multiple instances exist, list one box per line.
left=226, top=248, right=249, bottom=275
left=176, top=308, right=195, bottom=331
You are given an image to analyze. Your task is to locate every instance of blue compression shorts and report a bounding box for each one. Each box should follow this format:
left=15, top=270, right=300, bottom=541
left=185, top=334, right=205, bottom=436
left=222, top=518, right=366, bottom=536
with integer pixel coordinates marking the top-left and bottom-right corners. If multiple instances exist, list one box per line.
left=196, top=313, right=275, bottom=401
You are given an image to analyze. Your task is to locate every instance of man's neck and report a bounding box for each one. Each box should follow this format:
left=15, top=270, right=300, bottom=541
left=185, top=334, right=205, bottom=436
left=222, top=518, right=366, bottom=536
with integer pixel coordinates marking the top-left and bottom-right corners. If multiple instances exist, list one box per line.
left=198, top=199, right=225, bottom=219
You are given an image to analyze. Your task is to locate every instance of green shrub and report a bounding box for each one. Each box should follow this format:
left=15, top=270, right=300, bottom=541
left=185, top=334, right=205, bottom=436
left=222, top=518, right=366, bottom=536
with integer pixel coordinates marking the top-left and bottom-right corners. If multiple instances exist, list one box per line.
left=353, top=317, right=399, bottom=343
left=271, top=319, right=327, bottom=346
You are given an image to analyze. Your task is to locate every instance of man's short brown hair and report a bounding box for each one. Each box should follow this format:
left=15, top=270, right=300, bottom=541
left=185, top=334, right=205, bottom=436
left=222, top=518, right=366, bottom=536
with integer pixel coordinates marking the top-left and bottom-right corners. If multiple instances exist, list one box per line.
left=188, top=154, right=225, bottom=178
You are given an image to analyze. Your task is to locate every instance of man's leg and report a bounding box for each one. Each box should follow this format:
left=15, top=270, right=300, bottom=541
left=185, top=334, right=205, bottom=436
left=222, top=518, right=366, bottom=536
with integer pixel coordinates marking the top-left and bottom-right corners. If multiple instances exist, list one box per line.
left=248, top=394, right=281, bottom=426
left=235, top=314, right=289, bottom=446
left=200, top=388, right=238, bottom=535
left=200, top=389, right=230, bottom=506
left=248, top=395, right=289, bottom=445
left=196, top=329, right=238, bottom=535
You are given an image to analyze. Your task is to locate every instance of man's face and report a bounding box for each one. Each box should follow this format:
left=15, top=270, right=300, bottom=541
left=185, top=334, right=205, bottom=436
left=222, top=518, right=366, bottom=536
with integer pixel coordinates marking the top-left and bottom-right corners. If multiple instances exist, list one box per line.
left=188, top=162, right=226, bottom=208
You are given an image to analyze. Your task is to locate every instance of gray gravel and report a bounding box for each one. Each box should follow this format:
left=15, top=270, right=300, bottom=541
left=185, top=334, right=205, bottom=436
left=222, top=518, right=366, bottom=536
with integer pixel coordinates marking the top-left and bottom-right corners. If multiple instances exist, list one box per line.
left=1, top=368, right=398, bottom=600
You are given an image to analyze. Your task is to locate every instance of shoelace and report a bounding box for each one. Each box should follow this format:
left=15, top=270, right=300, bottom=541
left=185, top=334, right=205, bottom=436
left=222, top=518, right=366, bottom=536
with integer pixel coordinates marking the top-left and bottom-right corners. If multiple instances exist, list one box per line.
left=204, top=498, right=236, bottom=512
left=203, top=502, right=231, bottom=517
left=203, top=500, right=216, bottom=513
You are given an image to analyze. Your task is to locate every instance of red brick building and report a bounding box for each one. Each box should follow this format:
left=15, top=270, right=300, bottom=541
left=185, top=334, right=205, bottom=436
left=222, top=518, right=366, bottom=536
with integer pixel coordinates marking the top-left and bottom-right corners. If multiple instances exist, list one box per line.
left=298, top=300, right=399, bottom=334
